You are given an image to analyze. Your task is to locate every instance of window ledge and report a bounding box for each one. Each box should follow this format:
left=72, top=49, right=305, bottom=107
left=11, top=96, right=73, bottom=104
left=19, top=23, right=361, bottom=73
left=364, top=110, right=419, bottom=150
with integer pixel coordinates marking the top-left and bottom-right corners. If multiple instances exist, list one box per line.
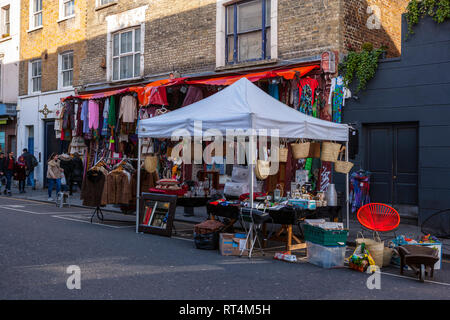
left=57, top=15, right=76, bottom=23
left=216, top=58, right=278, bottom=72
left=0, top=36, right=12, bottom=43
left=95, top=1, right=118, bottom=11
left=109, top=76, right=144, bottom=84
left=27, top=26, right=43, bottom=33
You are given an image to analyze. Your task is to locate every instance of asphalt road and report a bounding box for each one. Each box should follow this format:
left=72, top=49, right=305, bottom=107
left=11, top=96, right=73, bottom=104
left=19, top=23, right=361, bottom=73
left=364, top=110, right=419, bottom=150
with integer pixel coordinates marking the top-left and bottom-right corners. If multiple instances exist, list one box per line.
left=0, top=196, right=449, bottom=300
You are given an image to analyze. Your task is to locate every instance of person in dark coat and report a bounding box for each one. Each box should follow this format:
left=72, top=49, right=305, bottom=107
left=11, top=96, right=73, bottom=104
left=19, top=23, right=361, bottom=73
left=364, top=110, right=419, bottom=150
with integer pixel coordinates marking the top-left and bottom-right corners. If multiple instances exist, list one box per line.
left=14, top=156, right=27, bottom=193
left=0, top=152, right=5, bottom=193
left=59, top=154, right=73, bottom=192
left=3, top=152, right=16, bottom=196
left=70, top=153, right=84, bottom=195
left=20, top=148, right=38, bottom=190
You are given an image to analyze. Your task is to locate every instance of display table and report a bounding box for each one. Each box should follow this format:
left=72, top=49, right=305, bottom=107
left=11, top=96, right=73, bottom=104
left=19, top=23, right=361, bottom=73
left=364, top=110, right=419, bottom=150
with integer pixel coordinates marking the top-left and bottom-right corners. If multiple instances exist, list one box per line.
left=207, top=201, right=342, bottom=254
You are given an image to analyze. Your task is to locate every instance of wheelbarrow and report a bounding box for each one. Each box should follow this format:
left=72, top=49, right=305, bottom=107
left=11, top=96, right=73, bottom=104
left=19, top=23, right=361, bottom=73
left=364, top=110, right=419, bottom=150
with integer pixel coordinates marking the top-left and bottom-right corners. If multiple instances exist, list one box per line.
left=397, top=245, right=439, bottom=282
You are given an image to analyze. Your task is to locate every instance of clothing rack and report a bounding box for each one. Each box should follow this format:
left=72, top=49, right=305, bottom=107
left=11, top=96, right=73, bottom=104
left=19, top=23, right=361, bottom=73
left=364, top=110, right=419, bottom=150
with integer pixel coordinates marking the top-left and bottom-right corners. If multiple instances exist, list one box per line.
left=88, top=156, right=142, bottom=224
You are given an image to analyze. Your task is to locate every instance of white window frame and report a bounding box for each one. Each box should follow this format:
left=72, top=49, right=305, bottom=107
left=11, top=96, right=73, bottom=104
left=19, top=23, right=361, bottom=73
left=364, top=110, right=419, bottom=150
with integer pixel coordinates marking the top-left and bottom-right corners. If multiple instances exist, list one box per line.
left=105, top=5, right=147, bottom=83
left=29, top=59, right=42, bottom=94
left=1, top=5, right=10, bottom=37
left=96, top=0, right=115, bottom=7
left=111, top=27, right=141, bottom=81
left=216, top=0, right=278, bottom=68
left=29, top=0, right=43, bottom=30
left=59, top=0, right=75, bottom=21
left=58, top=51, right=74, bottom=89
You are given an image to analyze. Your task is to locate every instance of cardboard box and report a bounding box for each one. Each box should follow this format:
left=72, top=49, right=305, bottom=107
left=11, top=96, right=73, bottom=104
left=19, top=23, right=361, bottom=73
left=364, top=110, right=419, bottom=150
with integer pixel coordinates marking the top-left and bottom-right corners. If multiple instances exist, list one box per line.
left=219, top=233, right=248, bottom=256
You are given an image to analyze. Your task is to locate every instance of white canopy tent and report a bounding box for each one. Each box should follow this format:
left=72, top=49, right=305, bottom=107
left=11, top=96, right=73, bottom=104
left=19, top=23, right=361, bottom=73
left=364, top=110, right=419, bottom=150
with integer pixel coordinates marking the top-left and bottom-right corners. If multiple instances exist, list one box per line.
left=136, top=78, right=350, bottom=232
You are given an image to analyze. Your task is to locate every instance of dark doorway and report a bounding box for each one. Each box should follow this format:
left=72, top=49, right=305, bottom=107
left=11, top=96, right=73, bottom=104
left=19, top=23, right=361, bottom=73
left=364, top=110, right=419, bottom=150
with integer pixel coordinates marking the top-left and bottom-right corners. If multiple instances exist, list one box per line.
left=365, top=123, right=418, bottom=206
left=43, top=120, right=60, bottom=187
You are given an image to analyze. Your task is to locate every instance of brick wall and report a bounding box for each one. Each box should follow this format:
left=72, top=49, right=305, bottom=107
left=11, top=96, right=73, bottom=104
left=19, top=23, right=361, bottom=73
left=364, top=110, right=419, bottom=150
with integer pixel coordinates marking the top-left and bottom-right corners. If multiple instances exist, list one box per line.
left=342, top=0, right=410, bottom=57
left=19, top=0, right=87, bottom=96
left=79, top=0, right=409, bottom=88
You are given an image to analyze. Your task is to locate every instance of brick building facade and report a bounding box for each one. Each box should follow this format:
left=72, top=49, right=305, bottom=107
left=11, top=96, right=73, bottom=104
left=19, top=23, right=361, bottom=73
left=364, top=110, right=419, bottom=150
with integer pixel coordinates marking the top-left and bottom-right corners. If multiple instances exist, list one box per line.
left=78, top=0, right=410, bottom=93
left=17, top=0, right=87, bottom=187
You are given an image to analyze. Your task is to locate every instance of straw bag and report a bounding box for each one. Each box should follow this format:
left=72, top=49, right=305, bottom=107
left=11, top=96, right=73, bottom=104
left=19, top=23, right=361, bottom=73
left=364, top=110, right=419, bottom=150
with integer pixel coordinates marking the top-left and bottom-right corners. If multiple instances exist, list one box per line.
left=255, top=160, right=270, bottom=180
left=356, top=232, right=384, bottom=268
left=144, top=155, right=158, bottom=173
left=308, top=142, right=321, bottom=158
left=334, top=146, right=354, bottom=174
left=321, top=141, right=341, bottom=162
left=290, top=140, right=310, bottom=159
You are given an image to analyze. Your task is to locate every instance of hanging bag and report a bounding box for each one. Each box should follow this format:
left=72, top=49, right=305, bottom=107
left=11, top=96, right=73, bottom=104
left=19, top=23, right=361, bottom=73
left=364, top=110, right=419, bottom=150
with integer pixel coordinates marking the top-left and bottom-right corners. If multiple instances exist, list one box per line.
left=321, top=141, right=341, bottom=162
left=308, top=141, right=321, bottom=158
left=334, top=146, right=354, bottom=174
left=290, top=139, right=310, bottom=159
left=355, top=232, right=384, bottom=268
left=279, top=139, right=288, bottom=163
left=144, top=155, right=158, bottom=173
left=255, top=160, right=270, bottom=180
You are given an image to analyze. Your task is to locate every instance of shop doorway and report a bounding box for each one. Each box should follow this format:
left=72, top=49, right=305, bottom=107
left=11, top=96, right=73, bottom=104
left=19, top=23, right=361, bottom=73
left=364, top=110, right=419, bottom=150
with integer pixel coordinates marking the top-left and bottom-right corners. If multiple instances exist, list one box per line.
left=364, top=123, right=418, bottom=207
left=43, top=120, right=60, bottom=187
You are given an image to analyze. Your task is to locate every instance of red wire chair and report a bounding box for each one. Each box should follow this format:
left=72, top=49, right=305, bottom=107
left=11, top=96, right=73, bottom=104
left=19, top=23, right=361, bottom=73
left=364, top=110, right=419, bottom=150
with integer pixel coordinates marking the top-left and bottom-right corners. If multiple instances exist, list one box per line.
left=357, top=203, right=400, bottom=234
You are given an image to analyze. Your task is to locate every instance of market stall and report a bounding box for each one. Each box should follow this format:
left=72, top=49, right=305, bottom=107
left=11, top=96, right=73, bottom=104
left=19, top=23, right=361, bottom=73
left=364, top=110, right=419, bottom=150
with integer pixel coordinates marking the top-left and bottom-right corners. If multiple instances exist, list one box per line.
left=137, top=78, right=350, bottom=241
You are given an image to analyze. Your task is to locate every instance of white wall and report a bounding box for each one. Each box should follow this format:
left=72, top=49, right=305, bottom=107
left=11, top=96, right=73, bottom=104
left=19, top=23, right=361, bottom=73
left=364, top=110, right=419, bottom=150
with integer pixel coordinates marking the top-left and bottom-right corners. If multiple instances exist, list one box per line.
left=0, top=0, right=19, bottom=104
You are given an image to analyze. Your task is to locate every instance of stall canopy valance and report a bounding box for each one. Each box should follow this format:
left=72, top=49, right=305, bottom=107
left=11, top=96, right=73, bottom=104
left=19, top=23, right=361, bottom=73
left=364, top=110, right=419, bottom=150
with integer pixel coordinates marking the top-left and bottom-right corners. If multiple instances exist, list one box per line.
left=138, top=78, right=349, bottom=141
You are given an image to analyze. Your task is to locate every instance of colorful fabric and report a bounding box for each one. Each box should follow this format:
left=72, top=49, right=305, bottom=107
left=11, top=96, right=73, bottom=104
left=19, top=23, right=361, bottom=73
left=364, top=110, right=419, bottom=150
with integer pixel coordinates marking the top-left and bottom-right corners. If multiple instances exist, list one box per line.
left=108, top=96, right=116, bottom=128
left=88, top=100, right=99, bottom=129
left=349, top=171, right=371, bottom=213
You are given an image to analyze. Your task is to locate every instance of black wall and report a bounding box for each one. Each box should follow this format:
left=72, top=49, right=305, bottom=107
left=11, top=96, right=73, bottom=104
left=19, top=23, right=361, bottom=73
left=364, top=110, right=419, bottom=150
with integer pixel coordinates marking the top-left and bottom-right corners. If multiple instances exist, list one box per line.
left=338, top=16, right=450, bottom=225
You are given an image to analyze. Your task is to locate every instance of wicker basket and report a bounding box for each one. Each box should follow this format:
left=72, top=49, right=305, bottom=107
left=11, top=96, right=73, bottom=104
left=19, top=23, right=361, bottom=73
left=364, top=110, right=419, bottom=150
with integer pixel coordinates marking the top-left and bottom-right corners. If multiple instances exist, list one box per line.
left=356, top=233, right=384, bottom=268
left=321, top=142, right=341, bottom=162
left=255, top=160, right=270, bottom=180
left=334, top=147, right=354, bottom=174
left=291, top=141, right=310, bottom=159
left=308, top=142, right=321, bottom=158
left=279, top=147, right=288, bottom=162
left=144, top=155, right=158, bottom=173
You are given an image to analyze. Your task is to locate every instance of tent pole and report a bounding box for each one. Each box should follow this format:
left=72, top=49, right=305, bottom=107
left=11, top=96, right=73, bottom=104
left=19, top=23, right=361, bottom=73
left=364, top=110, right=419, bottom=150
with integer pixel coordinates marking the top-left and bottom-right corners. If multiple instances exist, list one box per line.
left=249, top=134, right=255, bottom=209
left=345, top=140, right=350, bottom=230
left=136, top=137, right=142, bottom=234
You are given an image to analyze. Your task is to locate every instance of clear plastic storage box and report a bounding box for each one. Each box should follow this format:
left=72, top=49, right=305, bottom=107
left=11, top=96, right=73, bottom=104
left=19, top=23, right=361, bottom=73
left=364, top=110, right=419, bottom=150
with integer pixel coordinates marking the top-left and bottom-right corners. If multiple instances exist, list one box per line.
left=306, top=241, right=346, bottom=268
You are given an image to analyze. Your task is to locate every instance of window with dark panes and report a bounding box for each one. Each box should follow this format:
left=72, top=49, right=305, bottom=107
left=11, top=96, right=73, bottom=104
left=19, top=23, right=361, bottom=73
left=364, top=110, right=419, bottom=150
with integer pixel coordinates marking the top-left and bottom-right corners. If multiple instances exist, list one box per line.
left=226, top=0, right=270, bottom=64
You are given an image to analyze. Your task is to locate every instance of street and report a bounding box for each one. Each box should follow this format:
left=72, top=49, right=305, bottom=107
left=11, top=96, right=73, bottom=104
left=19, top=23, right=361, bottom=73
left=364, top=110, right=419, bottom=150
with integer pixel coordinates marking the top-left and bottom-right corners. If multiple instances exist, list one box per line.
left=0, top=196, right=449, bottom=300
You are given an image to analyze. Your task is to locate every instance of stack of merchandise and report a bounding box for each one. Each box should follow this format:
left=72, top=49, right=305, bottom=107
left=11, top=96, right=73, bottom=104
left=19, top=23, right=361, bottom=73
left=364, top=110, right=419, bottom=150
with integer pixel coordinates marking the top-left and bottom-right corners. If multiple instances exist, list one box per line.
left=303, top=219, right=348, bottom=268
left=193, top=220, right=225, bottom=250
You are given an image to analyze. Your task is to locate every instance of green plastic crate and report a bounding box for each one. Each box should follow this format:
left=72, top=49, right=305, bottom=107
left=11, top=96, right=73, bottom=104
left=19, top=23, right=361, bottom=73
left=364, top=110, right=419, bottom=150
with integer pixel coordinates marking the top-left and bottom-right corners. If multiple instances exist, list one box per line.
left=303, top=224, right=348, bottom=246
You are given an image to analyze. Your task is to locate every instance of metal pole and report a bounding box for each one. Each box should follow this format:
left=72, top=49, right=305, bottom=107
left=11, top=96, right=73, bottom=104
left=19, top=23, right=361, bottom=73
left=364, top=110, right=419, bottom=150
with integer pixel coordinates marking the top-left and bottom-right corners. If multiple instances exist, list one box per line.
left=345, top=140, right=350, bottom=230
left=136, top=137, right=142, bottom=234
left=249, top=134, right=255, bottom=209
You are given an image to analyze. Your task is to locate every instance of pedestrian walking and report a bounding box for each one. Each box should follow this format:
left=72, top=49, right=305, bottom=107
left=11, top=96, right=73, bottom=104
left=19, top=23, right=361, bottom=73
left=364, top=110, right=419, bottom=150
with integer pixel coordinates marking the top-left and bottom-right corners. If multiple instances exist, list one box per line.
left=0, top=152, right=6, bottom=193
left=47, top=153, right=63, bottom=201
left=3, top=151, right=16, bottom=196
left=14, top=156, right=27, bottom=194
left=70, top=152, right=84, bottom=195
left=20, top=148, right=38, bottom=190
left=59, top=153, right=73, bottom=193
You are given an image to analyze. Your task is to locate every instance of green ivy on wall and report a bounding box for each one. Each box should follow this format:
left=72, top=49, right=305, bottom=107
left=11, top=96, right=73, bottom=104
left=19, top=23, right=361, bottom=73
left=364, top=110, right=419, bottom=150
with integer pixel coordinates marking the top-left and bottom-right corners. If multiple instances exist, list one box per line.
left=339, top=45, right=384, bottom=94
left=406, top=0, right=450, bottom=39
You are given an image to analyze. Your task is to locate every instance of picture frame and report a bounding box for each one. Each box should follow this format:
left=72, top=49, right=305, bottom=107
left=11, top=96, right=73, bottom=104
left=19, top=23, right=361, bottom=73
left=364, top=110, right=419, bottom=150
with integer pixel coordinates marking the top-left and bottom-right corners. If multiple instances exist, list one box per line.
left=138, top=193, right=177, bottom=237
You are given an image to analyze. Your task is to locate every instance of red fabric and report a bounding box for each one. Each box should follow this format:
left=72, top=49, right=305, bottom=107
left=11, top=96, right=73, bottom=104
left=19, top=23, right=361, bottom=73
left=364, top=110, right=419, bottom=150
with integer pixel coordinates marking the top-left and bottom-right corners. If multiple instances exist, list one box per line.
left=149, top=87, right=168, bottom=106
left=148, top=188, right=186, bottom=196
left=298, top=78, right=319, bottom=106
left=7, top=158, right=14, bottom=170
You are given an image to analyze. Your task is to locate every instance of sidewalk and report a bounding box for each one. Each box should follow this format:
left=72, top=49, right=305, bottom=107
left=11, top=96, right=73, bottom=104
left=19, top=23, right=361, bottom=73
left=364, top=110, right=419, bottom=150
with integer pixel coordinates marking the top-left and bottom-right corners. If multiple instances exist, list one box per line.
left=5, top=187, right=449, bottom=257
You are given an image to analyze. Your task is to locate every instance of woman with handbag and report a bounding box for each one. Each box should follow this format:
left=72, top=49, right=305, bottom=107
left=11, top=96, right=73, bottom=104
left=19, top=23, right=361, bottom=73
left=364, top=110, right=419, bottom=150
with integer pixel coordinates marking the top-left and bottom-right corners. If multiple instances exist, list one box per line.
left=14, top=156, right=27, bottom=194
left=47, top=153, right=64, bottom=201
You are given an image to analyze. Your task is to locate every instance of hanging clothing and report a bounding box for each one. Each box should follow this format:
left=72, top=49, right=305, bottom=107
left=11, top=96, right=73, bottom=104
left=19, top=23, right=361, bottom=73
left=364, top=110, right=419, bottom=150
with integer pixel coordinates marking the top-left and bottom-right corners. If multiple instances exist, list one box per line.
left=88, top=100, right=99, bottom=129
left=108, top=96, right=117, bottom=128
left=298, top=78, right=319, bottom=115
left=101, top=170, right=133, bottom=205
left=80, top=100, right=90, bottom=133
left=290, top=78, right=300, bottom=110
left=149, top=87, right=169, bottom=106
left=181, top=86, right=204, bottom=107
left=119, top=95, right=137, bottom=123
left=349, top=171, right=371, bottom=214
left=81, top=169, right=107, bottom=207
left=101, top=98, right=110, bottom=136
left=268, top=83, right=279, bottom=100
left=328, top=76, right=351, bottom=124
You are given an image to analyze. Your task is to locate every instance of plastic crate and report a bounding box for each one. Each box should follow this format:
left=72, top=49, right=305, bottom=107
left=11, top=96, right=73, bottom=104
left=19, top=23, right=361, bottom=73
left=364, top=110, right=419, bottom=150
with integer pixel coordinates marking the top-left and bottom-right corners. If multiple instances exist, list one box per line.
left=306, top=241, right=346, bottom=268
left=303, top=224, right=348, bottom=246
